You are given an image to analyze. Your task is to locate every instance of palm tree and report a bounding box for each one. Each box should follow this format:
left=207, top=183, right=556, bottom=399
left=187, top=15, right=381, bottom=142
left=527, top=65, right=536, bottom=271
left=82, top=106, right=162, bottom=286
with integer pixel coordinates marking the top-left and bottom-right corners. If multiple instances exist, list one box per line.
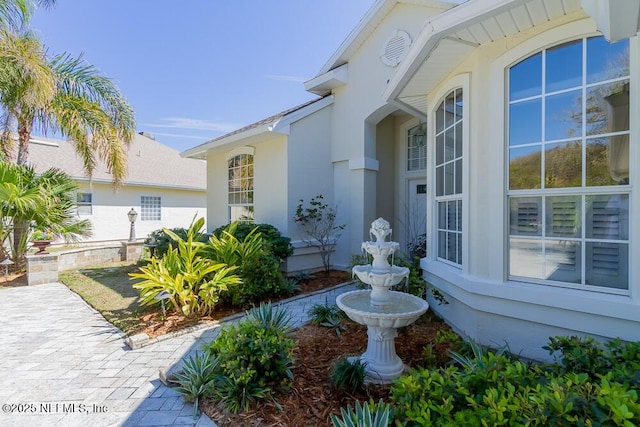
left=0, top=29, right=136, bottom=184
left=0, top=160, right=91, bottom=264
left=0, top=0, right=56, bottom=31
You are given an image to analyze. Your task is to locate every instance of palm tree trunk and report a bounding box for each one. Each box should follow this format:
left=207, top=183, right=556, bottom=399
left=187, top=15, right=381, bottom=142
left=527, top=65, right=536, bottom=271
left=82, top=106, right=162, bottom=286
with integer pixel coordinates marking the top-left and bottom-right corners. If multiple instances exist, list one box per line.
left=16, top=119, right=31, bottom=165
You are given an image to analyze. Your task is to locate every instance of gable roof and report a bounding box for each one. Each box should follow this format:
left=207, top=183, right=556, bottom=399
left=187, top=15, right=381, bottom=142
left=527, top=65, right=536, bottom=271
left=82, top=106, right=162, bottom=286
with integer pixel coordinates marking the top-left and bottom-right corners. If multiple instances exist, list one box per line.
left=305, top=0, right=458, bottom=95
left=28, top=133, right=206, bottom=190
left=181, top=95, right=333, bottom=159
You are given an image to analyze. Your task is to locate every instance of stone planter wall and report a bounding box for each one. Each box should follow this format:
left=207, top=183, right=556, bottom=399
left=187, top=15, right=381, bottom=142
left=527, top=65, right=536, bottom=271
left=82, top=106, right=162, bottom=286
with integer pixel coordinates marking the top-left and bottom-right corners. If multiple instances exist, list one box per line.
left=26, top=241, right=144, bottom=285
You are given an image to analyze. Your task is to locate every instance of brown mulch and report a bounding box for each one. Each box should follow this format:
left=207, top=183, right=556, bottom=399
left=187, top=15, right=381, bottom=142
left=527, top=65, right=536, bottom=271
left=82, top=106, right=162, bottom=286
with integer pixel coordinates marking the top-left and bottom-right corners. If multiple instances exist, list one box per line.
left=201, top=311, right=452, bottom=427
left=136, top=270, right=354, bottom=338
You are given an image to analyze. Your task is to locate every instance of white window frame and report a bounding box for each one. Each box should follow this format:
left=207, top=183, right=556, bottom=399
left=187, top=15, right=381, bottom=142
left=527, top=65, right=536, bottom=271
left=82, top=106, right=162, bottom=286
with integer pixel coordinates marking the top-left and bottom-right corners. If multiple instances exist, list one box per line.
left=504, top=29, right=633, bottom=294
left=76, top=192, right=92, bottom=215
left=428, top=73, right=470, bottom=270
left=226, top=146, right=255, bottom=223
left=140, top=196, right=161, bottom=221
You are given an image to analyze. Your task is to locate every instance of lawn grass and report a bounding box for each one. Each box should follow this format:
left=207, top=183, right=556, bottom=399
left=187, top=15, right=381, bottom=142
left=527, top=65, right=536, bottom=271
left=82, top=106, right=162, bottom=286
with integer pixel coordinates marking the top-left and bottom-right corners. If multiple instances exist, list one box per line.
left=59, top=260, right=149, bottom=333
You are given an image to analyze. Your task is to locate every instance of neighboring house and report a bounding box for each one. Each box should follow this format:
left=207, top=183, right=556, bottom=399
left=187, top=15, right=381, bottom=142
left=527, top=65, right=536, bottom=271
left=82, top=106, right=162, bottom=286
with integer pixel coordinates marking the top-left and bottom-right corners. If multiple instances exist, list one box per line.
left=184, top=0, right=640, bottom=360
left=29, top=132, right=207, bottom=242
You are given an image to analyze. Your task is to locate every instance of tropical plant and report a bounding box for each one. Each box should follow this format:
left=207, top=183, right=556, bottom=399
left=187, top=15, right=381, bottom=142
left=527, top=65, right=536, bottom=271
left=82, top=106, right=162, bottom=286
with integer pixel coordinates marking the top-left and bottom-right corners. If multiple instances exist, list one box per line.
left=0, top=161, right=91, bottom=263
left=0, top=0, right=56, bottom=31
left=212, top=221, right=293, bottom=261
left=205, top=222, right=288, bottom=306
left=330, top=400, right=392, bottom=427
left=0, top=28, right=135, bottom=184
left=172, top=352, right=220, bottom=418
left=146, top=226, right=208, bottom=259
left=308, top=300, right=346, bottom=325
left=245, top=301, right=293, bottom=332
left=130, top=217, right=241, bottom=317
left=294, top=194, right=345, bottom=273
left=330, top=357, right=368, bottom=394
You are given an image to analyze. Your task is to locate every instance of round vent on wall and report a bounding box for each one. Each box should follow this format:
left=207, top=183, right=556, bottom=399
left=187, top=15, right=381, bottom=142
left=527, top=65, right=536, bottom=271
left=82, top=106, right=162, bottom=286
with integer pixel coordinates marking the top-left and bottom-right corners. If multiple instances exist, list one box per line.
left=380, top=30, right=412, bottom=67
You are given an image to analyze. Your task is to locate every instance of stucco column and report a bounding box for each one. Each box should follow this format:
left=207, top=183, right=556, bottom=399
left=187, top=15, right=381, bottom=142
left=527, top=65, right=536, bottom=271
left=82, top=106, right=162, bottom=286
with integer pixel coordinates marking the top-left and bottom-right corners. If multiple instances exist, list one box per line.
left=348, top=158, right=379, bottom=255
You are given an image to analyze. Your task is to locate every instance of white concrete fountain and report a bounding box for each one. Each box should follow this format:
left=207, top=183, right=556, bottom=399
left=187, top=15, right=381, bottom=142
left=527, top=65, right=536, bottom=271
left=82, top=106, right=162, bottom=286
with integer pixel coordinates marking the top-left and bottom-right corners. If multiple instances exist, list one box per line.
left=336, top=218, right=429, bottom=384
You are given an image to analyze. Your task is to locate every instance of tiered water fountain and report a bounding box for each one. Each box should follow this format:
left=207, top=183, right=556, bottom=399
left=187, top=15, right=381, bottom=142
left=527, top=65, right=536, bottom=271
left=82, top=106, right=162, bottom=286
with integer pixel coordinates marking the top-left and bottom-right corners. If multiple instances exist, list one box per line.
left=336, top=218, right=429, bottom=384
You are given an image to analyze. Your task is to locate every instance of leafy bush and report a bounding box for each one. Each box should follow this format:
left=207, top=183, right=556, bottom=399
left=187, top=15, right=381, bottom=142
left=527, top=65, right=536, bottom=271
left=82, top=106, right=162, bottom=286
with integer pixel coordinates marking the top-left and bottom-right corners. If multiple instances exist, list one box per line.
left=330, top=357, right=368, bottom=394
left=131, top=218, right=241, bottom=317
left=204, top=303, right=296, bottom=413
left=146, top=227, right=209, bottom=258
left=390, top=336, right=640, bottom=426
left=205, top=222, right=288, bottom=306
left=212, top=222, right=293, bottom=261
left=172, top=352, right=220, bottom=417
left=330, top=400, right=392, bottom=427
left=544, top=335, right=640, bottom=387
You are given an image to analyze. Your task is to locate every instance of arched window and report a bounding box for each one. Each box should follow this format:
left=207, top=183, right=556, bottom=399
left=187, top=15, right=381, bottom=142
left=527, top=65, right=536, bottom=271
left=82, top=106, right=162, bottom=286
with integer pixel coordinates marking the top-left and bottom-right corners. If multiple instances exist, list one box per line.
left=228, top=152, right=254, bottom=222
left=435, top=88, right=463, bottom=266
left=507, top=35, right=630, bottom=290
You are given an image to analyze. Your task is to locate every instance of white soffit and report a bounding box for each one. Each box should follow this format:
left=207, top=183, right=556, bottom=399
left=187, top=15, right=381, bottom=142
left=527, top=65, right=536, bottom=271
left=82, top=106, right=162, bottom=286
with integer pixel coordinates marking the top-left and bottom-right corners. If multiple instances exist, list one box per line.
left=390, top=0, right=584, bottom=113
left=304, top=64, right=348, bottom=95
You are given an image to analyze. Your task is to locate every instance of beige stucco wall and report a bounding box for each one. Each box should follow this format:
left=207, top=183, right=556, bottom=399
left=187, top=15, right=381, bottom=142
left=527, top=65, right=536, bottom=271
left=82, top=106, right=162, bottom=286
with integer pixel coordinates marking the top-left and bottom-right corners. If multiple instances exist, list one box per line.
left=329, top=2, right=451, bottom=258
left=417, top=15, right=640, bottom=360
left=76, top=182, right=206, bottom=242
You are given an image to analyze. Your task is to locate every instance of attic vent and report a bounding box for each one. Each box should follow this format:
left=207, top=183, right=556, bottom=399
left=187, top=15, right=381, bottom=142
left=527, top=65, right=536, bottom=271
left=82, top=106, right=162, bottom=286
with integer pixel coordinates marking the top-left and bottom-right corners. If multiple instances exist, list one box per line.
left=380, top=30, right=411, bottom=67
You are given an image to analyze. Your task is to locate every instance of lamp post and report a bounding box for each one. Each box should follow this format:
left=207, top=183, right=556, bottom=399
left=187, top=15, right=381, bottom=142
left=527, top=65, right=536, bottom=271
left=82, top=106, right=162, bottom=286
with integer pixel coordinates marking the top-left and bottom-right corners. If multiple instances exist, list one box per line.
left=127, top=208, right=138, bottom=242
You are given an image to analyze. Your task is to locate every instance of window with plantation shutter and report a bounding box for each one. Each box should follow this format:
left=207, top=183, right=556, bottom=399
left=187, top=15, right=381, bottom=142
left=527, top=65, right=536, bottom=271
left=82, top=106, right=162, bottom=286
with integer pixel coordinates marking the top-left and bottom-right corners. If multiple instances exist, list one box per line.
left=507, top=35, right=630, bottom=292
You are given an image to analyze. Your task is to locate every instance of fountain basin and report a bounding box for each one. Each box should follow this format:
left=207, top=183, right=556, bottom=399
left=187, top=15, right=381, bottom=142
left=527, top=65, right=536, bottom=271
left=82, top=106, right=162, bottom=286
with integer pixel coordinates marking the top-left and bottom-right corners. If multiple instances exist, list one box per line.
left=336, top=290, right=429, bottom=328
left=352, top=265, right=409, bottom=288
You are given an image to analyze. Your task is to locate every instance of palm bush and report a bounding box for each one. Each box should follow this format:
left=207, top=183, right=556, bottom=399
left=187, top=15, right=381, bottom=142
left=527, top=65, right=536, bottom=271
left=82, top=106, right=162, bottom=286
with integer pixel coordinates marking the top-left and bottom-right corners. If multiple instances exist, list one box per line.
left=130, top=217, right=241, bottom=317
left=330, top=400, right=392, bottom=427
left=0, top=161, right=92, bottom=263
left=330, top=357, right=368, bottom=394
left=173, top=352, right=221, bottom=418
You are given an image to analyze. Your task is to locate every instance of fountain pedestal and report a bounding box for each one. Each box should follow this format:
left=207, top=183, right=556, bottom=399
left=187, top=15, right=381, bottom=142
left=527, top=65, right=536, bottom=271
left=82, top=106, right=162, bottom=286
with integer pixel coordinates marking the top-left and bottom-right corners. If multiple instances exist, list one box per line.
left=336, top=218, right=428, bottom=384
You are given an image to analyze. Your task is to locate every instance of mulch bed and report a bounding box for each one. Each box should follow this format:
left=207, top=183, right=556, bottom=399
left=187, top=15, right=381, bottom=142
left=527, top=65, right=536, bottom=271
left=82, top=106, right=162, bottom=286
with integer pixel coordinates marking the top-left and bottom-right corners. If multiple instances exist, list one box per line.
left=202, top=311, right=452, bottom=426
left=136, top=270, right=354, bottom=338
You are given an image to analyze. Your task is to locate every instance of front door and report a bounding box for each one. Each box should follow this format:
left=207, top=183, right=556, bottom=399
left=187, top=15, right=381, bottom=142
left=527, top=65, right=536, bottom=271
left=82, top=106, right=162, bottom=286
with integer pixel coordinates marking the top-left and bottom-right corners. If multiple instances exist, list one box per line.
left=407, top=178, right=427, bottom=256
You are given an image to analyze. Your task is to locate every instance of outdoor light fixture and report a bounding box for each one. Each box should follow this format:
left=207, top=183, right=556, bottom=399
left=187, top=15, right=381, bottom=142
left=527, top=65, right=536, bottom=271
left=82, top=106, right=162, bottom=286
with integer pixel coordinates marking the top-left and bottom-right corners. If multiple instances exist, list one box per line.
left=127, top=208, right=138, bottom=242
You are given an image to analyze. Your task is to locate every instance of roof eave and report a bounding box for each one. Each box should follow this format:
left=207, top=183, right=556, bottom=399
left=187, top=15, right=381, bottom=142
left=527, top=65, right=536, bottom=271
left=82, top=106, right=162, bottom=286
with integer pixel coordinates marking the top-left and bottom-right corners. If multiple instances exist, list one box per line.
left=304, top=65, right=348, bottom=95
left=180, top=124, right=273, bottom=159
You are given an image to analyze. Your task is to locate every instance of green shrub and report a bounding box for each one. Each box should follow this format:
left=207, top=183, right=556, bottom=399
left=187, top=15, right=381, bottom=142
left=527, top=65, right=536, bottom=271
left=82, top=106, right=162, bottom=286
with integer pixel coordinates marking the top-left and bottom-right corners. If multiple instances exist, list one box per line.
left=212, top=222, right=293, bottom=261
left=146, top=227, right=209, bottom=258
left=172, top=352, right=220, bottom=417
left=330, top=399, right=392, bottom=427
left=204, top=304, right=295, bottom=413
left=391, top=336, right=640, bottom=426
left=130, top=218, right=241, bottom=317
left=330, top=357, right=367, bottom=394
left=205, top=222, right=288, bottom=306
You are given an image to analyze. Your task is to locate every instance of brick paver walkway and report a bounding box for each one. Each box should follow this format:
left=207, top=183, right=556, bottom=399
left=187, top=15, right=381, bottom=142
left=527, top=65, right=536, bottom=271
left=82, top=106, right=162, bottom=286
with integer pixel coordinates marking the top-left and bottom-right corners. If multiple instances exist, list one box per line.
left=0, top=281, right=354, bottom=426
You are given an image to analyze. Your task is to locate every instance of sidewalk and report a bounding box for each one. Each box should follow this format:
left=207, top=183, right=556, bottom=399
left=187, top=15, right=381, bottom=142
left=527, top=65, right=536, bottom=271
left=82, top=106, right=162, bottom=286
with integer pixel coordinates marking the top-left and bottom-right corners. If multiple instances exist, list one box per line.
left=0, top=281, right=355, bottom=426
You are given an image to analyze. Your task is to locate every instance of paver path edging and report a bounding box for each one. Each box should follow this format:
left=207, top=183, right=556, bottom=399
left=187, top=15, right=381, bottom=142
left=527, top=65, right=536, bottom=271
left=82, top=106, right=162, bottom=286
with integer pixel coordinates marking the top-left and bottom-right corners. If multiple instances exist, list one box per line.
left=0, top=280, right=356, bottom=426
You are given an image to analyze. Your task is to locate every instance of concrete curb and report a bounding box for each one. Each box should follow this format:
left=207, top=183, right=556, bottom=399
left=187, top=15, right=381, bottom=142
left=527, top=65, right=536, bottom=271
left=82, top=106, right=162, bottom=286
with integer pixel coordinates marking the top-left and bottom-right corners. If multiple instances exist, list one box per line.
left=125, top=281, right=356, bottom=350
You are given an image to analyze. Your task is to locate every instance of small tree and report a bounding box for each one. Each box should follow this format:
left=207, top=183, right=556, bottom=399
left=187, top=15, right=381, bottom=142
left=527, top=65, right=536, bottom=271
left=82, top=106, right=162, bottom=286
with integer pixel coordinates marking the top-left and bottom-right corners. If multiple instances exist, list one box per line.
left=294, top=195, right=345, bottom=274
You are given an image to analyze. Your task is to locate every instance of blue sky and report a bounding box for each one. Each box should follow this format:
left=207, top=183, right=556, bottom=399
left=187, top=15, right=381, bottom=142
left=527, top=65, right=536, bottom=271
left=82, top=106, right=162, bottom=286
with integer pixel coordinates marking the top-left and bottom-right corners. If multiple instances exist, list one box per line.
left=31, top=1, right=375, bottom=152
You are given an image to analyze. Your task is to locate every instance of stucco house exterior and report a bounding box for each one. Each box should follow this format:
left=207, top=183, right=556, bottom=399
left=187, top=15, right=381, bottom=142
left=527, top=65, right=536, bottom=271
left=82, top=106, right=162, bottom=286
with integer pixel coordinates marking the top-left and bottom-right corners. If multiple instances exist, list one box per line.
left=29, top=132, right=207, bottom=242
left=184, top=0, right=639, bottom=360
